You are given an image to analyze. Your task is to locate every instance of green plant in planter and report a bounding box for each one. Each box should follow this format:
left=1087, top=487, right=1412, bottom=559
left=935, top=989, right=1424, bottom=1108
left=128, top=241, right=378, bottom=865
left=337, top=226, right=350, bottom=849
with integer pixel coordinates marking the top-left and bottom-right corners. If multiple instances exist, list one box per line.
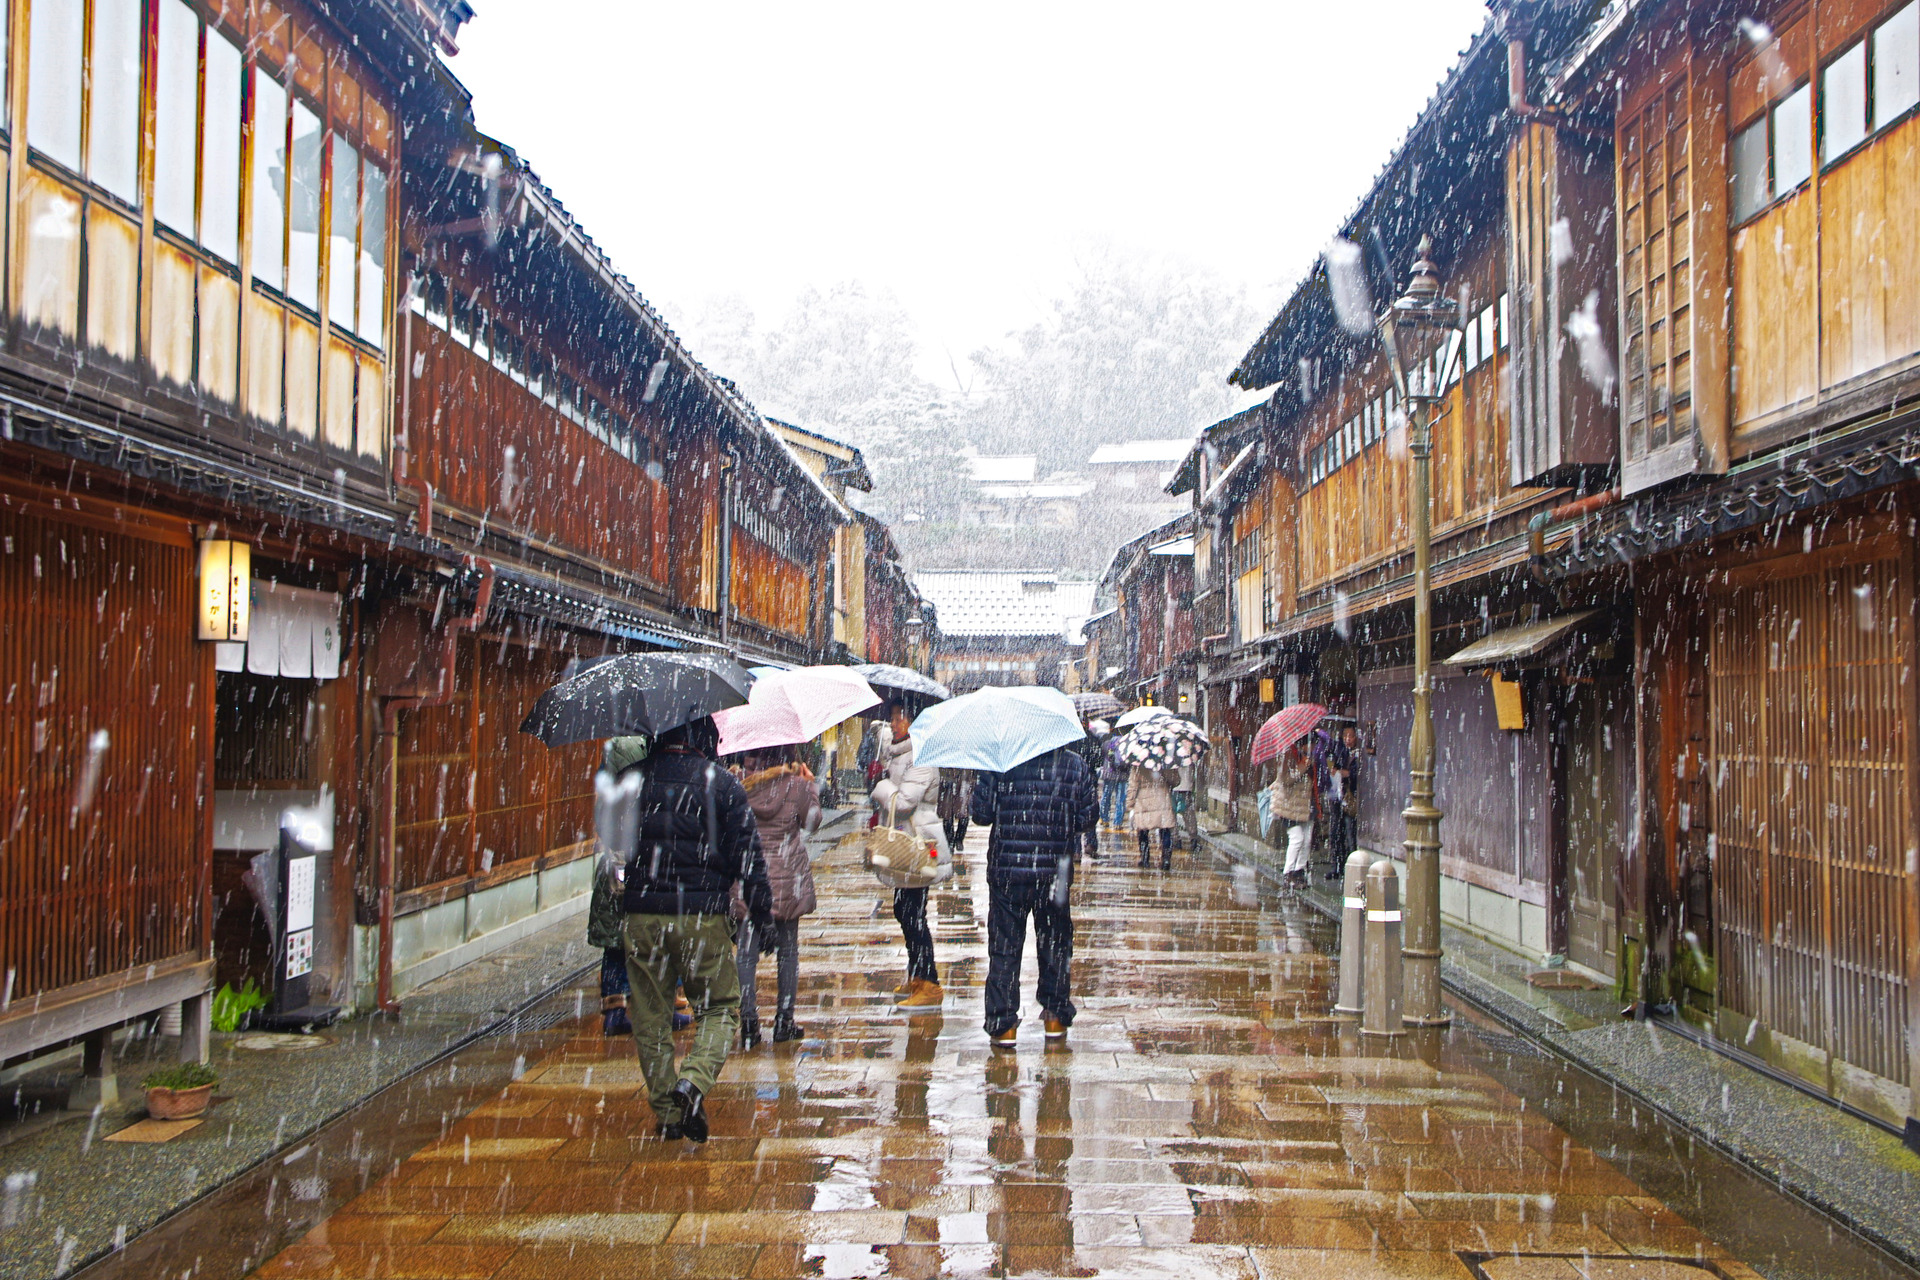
left=142, top=1061, right=218, bottom=1092
left=210, top=979, right=269, bottom=1032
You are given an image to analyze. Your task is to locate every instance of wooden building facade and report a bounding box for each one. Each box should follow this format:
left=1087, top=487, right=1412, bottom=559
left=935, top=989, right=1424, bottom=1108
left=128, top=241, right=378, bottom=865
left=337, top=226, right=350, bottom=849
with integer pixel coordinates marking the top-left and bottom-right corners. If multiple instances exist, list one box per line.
left=1, top=0, right=861, bottom=1106
left=1112, top=0, right=1920, bottom=1140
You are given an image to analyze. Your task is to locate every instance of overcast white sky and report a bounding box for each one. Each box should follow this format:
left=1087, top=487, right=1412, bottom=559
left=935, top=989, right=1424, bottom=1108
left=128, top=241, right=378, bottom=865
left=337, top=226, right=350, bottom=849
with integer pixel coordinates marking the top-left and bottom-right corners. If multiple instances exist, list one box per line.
left=453, top=1, right=1490, bottom=385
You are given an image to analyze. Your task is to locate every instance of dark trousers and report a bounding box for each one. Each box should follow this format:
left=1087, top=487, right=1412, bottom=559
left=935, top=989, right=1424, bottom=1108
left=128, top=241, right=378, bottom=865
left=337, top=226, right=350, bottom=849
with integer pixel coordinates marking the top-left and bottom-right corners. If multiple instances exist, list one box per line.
left=736, top=917, right=800, bottom=1023
left=942, top=816, right=969, bottom=848
left=894, top=888, right=936, bottom=984
left=984, top=876, right=1074, bottom=1034
left=1137, top=829, right=1173, bottom=855
left=1328, top=801, right=1357, bottom=864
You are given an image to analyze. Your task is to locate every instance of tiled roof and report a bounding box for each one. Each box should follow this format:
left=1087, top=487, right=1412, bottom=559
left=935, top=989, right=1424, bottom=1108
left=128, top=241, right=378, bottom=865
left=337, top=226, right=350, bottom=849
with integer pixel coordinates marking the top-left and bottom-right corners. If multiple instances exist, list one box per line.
left=912, top=572, right=1098, bottom=641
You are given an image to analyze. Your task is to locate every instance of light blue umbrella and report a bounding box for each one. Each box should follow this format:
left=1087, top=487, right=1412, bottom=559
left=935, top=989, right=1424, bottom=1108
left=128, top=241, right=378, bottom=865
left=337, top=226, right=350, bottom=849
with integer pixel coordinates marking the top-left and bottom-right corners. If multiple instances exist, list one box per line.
left=908, top=685, right=1085, bottom=773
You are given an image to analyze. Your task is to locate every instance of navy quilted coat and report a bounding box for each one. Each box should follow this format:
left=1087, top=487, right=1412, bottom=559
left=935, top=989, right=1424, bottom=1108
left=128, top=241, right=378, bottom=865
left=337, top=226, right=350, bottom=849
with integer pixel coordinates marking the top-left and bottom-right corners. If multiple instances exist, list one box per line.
left=969, top=747, right=1098, bottom=886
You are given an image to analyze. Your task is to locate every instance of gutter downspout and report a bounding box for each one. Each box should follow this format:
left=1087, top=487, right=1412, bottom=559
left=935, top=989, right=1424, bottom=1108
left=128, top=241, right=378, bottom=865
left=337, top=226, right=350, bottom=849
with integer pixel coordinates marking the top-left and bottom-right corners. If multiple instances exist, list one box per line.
left=1500, top=9, right=1610, bottom=140
left=1528, top=489, right=1620, bottom=583
left=718, top=447, right=738, bottom=648
left=375, top=557, right=494, bottom=1013
left=395, top=272, right=434, bottom=538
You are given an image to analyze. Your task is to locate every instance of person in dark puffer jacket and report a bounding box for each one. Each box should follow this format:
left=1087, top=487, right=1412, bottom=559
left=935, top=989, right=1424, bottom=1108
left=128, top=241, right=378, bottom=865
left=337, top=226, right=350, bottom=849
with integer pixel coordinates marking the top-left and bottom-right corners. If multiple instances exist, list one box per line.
left=620, top=717, right=773, bottom=1143
left=970, top=745, right=1097, bottom=1046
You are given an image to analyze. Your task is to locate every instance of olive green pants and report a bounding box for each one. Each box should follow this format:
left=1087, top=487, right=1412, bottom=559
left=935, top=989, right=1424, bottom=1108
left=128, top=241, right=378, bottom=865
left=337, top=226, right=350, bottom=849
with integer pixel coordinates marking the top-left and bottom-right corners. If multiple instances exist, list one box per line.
left=621, top=913, right=741, bottom=1124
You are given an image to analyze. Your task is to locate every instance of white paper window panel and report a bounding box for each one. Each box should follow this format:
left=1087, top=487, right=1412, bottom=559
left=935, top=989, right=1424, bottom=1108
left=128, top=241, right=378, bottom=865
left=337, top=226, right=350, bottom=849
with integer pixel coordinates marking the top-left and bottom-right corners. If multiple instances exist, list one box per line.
left=1876, top=2, right=1920, bottom=127
left=1773, top=84, right=1814, bottom=196
left=1824, top=42, right=1869, bottom=163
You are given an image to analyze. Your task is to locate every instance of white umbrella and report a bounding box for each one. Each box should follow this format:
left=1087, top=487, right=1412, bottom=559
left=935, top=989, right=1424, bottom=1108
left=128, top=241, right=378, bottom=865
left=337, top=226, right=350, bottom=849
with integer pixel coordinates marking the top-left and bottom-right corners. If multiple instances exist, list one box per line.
left=1113, top=705, right=1175, bottom=729
left=908, top=686, right=1085, bottom=772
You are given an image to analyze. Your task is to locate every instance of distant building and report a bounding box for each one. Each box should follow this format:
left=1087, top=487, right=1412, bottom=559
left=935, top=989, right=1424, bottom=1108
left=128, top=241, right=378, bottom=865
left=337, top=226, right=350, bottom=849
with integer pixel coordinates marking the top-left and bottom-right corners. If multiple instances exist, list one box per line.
left=1086, top=438, right=1193, bottom=489
left=1086, top=438, right=1191, bottom=526
left=917, top=572, right=1097, bottom=694
left=960, top=453, right=1096, bottom=527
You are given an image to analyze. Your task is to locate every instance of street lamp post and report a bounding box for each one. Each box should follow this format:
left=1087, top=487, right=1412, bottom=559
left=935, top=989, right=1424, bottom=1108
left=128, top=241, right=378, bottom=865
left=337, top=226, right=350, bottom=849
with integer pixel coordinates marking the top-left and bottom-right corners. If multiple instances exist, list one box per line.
left=1376, top=236, right=1465, bottom=1028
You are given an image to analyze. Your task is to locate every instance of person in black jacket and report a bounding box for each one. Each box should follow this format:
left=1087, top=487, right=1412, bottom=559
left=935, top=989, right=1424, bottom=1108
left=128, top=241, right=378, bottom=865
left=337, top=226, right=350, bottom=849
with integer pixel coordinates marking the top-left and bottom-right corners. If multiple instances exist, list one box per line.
left=620, top=717, right=773, bottom=1143
left=970, top=745, right=1097, bottom=1047
left=1066, top=721, right=1110, bottom=861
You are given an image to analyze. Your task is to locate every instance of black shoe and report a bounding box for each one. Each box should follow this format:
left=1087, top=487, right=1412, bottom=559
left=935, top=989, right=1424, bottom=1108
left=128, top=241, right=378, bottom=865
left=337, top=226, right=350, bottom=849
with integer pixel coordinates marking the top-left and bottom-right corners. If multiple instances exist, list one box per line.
left=772, top=1012, right=803, bottom=1043
left=1139, top=854, right=1151, bottom=868
left=740, top=1016, right=761, bottom=1050
left=669, top=1079, right=708, bottom=1144
left=656, top=1121, right=684, bottom=1141
left=603, top=1007, right=632, bottom=1037
left=1161, top=853, right=1172, bottom=871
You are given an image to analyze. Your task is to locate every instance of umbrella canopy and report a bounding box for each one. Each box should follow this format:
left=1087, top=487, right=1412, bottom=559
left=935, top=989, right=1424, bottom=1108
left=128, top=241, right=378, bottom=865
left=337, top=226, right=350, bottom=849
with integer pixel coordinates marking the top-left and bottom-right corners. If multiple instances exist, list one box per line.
left=1070, top=691, right=1124, bottom=718
left=1249, top=702, right=1330, bottom=768
left=519, top=652, right=754, bottom=748
left=1116, top=717, right=1209, bottom=768
left=853, top=663, right=951, bottom=702
left=908, top=685, right=1085, bottom=773
left=1113, top=705, right=1174, bottom=728
left=714, top=665, right=881, bottom=756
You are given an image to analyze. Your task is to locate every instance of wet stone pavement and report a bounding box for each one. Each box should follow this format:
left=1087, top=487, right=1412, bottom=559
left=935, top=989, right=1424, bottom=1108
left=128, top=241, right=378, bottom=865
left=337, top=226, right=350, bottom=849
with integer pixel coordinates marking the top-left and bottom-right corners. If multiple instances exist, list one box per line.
left=237, top=828, right=1834, bottom=1280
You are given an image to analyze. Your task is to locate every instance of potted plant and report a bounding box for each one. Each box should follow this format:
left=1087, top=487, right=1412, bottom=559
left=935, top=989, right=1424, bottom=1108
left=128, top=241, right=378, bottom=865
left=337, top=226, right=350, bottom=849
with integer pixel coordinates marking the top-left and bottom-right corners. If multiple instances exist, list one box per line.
left=142, top=1062, right=218, bottom=1119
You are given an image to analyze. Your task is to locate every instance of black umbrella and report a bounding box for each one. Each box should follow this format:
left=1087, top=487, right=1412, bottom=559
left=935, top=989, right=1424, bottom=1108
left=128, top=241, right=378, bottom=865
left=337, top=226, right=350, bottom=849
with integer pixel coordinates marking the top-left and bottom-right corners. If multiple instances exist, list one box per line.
left=519, top=652, right=755, bottom=747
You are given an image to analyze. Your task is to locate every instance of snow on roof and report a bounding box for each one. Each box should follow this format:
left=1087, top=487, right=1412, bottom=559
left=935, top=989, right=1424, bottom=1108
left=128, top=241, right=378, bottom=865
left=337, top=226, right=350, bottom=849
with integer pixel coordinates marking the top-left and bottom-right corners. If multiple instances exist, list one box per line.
left=912, top=572, right=1098, bottom=641
left=1087, top=439, right=1196, bottom=466
left=977, top=481, right=1097, bottom=500
left=970, top=455, right=1037, bottom=484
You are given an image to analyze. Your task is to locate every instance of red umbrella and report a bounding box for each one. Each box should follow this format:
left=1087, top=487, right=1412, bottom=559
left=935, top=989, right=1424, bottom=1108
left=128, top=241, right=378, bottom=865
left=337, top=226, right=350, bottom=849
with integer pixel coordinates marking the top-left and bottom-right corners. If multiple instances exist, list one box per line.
left=1249, top=703, right=1328, bottom=768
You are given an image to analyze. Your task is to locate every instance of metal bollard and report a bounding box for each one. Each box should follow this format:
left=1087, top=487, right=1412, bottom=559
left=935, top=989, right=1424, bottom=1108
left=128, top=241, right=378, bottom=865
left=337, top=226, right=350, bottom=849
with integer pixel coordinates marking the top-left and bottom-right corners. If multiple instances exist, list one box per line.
left=1333, top=850, right=1372, bottom=1017
left=1360, top=858, right=1407, bottom=1037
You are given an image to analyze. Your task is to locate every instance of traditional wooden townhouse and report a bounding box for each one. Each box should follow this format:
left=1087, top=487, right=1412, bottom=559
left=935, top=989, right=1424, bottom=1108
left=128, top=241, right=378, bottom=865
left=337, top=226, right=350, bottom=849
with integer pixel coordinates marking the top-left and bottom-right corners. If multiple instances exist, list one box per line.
left=0, top=0, right=848, bottom=1108
left=1515, top=0, right=1920, bottom=1138
left=1093, top=513, right=1196, bottom=715
left=1171, top=13, right=1622, bottom=965
left=1134, top=0, right=1920, bottom=1143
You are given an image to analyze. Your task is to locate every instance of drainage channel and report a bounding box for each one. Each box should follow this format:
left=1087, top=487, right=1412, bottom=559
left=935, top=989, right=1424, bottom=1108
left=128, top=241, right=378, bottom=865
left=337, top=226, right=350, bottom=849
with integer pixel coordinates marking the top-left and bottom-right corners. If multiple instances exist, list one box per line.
left=74, top=964, right=596, bottom=1280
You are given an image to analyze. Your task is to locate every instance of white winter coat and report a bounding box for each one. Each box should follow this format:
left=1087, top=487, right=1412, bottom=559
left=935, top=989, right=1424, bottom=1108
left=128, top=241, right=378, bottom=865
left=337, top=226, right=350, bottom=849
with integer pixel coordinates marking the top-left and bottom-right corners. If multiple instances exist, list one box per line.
left=868, top=724, right=954, bottom=889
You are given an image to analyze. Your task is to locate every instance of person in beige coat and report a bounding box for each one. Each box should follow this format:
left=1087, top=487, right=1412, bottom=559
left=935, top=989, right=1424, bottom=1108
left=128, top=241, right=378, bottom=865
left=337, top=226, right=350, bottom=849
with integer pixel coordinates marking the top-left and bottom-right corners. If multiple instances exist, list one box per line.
left=1268, top=741, right=1316, bottom=884
left=1129, top=764, right=1177, bottom=871
left=868, top=705, right=953, bottom=1010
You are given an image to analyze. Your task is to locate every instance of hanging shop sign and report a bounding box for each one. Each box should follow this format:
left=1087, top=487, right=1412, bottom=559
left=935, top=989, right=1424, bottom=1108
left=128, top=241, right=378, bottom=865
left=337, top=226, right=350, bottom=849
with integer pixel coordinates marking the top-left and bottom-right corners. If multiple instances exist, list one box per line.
left=197, top=539, right=252, bottom=642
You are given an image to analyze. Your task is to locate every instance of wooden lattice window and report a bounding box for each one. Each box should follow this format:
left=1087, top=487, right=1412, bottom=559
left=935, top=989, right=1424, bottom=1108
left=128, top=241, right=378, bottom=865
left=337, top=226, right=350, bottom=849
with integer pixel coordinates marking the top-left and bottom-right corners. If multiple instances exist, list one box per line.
left=1619, top=75, right=1696, bottom=465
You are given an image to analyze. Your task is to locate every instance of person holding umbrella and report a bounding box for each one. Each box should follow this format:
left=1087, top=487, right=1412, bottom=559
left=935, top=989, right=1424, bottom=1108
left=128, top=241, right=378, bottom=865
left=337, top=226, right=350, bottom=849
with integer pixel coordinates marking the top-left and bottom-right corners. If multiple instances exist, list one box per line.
left=617, top=717, right=773, bottom=1141
left=905, top=684, right=1094, bottom=1047
left=1270, top=740, right=1316, bottom=886
left=732, top=746, right=821, bottom=1048
left=968, top=742, right=1096, bottom=1047
left=1245, top=702, right=1329, bottom=889
left=1129, top=761, right=1177, bottom=870
left=519, top=651, right=767, bottom=1144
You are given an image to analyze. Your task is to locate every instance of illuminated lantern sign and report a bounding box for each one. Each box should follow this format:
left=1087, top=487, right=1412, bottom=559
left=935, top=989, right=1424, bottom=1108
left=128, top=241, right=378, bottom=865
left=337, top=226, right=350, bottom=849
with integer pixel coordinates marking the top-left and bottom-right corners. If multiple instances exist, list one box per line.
left=197, top=539, right=252, bottom=642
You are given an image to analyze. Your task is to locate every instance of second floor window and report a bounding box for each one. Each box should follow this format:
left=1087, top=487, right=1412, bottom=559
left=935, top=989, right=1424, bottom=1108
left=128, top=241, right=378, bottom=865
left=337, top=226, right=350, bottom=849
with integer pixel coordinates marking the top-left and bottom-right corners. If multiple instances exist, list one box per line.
left=1731, top=82, right=1812, bottom=223
left=1820, top=1, right=1919, bottom=168
left=27, top=0, right=141, bottom=204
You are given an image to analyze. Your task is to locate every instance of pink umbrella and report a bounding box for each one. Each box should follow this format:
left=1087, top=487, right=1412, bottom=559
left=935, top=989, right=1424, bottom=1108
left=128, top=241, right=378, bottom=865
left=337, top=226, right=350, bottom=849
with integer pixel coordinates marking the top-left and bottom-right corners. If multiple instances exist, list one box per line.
left=714, top=665, right=881, bottom=756
left=1248, top=702, right=1329, bottom=768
